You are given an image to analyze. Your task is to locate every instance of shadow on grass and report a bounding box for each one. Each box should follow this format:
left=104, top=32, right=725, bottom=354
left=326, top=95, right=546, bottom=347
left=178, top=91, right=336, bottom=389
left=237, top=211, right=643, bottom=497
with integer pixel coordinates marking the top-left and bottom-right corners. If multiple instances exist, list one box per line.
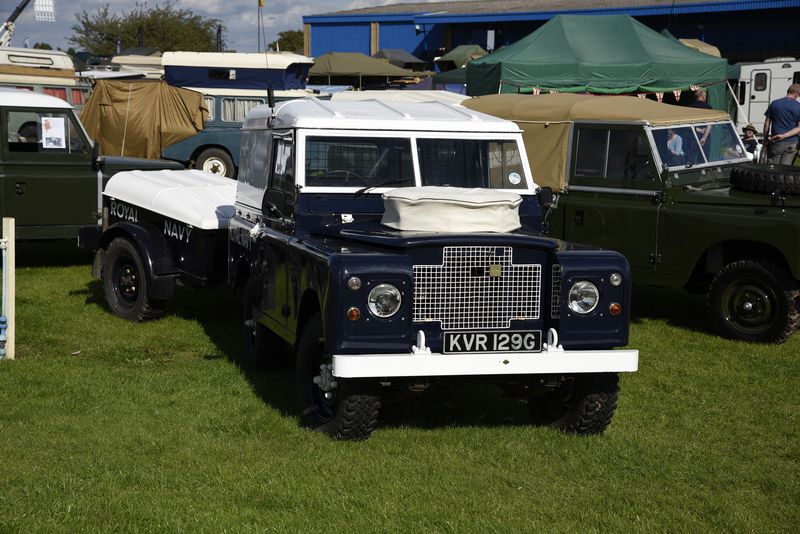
left=14, top=239, right=93, bottom=268
left=629, top=283, right=710, bottom=334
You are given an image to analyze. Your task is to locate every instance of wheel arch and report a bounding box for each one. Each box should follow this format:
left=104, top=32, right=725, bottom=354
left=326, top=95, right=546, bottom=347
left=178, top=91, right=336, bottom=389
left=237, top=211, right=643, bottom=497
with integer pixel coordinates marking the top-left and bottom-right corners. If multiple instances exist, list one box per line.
left=687, top=239, right=794, bottom=291
left=94, top=222, right=177, bottom=300
left=295, top=289, right=321, bottom=347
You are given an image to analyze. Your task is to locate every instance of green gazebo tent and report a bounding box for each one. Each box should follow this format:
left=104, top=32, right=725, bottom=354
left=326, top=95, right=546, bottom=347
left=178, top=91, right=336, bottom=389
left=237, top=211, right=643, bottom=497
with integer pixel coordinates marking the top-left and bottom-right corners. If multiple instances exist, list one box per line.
left=467, top=15, right=729, bottom=109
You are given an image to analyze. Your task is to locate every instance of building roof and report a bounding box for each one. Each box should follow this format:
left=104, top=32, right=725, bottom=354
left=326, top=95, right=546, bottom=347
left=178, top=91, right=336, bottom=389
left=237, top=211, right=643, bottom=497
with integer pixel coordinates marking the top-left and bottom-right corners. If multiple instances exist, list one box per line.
left=313, top=0, right=747, bottom=17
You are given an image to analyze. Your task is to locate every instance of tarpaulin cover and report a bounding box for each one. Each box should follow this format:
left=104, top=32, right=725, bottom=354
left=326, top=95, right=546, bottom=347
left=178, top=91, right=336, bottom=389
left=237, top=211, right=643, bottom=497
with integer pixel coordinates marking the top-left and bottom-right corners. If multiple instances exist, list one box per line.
left=435, top=44, right=487, bottom=72
left=467, top=15, right=728, bottom=98
left=464, top=93, right=728, bottom=191
left=373, top=49, right=427, bottom=70
left=310, top=52, right=415, bottom=77
left=80, top=79, right=207, bottom=160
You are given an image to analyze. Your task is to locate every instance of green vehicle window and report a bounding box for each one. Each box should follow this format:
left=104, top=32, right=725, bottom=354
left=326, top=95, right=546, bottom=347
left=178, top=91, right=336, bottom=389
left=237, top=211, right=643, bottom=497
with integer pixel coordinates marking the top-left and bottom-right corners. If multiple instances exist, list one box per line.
left=574, top=129, right=608, bottom=177
left=607, top=130, right=653, bottom=181
left=6, top=110, right=87, bottom=154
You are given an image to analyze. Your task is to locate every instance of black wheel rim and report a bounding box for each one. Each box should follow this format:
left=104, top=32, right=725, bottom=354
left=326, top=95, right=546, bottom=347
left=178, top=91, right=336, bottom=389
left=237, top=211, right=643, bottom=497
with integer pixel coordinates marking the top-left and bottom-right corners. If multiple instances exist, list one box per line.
left=720, top=277, right=777, bottom=336
left=112, top=255, right=140, bottom=309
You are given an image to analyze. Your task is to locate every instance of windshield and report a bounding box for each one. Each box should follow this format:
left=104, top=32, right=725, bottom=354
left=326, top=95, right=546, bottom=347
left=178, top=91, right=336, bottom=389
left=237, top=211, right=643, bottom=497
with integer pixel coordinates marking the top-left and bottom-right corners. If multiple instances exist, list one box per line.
left=303, top=135, right=528, bottom=190
left=652, top=122, right=747, bottom=169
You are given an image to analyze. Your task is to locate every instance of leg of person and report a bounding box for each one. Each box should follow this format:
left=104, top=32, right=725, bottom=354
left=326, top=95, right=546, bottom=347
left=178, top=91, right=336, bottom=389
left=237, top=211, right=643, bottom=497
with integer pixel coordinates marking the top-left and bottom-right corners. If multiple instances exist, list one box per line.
left=768, top=139, right=794, bottom=164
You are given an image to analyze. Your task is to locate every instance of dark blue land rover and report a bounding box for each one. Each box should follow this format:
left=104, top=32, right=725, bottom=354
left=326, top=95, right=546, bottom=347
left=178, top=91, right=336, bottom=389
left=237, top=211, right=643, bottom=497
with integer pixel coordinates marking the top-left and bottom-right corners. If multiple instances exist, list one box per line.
left=93, top=98, right=638, bottom=440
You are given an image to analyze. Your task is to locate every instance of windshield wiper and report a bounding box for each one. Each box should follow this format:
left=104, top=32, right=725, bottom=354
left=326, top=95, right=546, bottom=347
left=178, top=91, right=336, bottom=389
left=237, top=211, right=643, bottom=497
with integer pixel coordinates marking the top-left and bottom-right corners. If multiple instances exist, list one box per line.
left=354, top=179, right=412, bottom=197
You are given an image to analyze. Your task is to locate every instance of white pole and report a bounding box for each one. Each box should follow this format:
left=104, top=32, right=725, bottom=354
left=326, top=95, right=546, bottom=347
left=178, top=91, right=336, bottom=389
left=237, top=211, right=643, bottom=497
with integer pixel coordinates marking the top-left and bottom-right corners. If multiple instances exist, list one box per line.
left=2, top=217, right=15, bottom=360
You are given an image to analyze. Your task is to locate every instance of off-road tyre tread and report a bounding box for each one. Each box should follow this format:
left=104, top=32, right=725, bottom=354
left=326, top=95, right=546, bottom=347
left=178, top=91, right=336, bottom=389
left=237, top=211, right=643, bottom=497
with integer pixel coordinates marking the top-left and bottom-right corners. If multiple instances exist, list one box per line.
left=297, top=314, right=381, bottom=440
left=102, top=238, right=164, bottom=322
left=707, top=259, right=800, bottom=344
left=730, top=163, right=800, bottom=194
left=529, top=373, right=619, bottom=435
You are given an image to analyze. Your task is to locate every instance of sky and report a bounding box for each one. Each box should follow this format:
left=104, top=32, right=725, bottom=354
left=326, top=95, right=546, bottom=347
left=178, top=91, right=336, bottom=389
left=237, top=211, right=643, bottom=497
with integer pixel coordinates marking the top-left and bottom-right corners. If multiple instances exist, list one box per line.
left=1, top=0, right=411, bottom=53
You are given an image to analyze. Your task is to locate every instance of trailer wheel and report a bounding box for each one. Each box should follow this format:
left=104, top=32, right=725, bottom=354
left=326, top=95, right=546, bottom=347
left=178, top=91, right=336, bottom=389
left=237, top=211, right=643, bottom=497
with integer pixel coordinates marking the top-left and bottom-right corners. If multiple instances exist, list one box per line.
left=730, top=163, right=800, bottom=194
left=296, top=314, right=381, bottom=440
left=102, top=238, right=163, bottom=321
left=196, top=148, right=235, bottom=178
left=528, top=373, right=619, bottom=435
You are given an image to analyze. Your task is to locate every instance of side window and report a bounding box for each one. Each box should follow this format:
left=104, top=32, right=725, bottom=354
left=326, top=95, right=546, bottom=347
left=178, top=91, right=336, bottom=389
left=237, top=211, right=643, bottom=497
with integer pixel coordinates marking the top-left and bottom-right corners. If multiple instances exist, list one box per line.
left=266, top=138, right=295, bottom=217
left=574, top=129, right=608, bottom=177
left=203, top=96, right=215, bottom=122
left=235, top=129, right=273, bottom=209
left=6, top=110, right=87, bottom=154
left=753, top=72, right=768, bottom=92
left=221, top=98, right=264, bottom=122
left=606, top=130, right=653, bottom=181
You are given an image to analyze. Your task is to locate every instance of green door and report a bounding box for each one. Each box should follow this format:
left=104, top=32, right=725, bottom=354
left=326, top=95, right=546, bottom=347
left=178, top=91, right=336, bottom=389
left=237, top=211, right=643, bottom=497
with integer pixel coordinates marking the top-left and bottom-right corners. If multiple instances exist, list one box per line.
left=2, top=107, right=95, bottom=239
left=560, top=126, right=663, bottom=275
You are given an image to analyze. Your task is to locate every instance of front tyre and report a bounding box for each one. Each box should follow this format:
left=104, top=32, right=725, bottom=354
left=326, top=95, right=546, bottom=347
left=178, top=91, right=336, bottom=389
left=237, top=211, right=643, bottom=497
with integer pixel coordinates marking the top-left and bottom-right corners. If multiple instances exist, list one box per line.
left=102, top=238, right=163, bottom=322
left=707, top=259, right=800, bottom=343
left=528, top=373, right=619, bottom=435
left=296, top=314, right=380, bottom=440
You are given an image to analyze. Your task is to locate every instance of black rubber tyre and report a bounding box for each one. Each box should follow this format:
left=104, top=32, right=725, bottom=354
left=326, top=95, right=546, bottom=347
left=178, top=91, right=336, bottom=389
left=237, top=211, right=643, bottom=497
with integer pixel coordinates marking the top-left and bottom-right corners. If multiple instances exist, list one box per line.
left=528, top=373, right=619, bottom=435
left=707, top=259, right=800, bottom=344
left=102, top=238, right=163, bottom=322
left=730, top=163, right=800, bottom=194
left=196, top=148, right=235, bottom=178
left=296, top=314, right=381, bottom=440
left=241, top=279, right=293, bottom=369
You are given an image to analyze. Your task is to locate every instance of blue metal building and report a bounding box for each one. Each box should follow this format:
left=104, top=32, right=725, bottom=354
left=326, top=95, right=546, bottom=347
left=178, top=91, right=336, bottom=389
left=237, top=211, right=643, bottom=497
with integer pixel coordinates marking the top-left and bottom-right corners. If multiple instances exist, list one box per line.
left=303, top=0, right=800, bottom=64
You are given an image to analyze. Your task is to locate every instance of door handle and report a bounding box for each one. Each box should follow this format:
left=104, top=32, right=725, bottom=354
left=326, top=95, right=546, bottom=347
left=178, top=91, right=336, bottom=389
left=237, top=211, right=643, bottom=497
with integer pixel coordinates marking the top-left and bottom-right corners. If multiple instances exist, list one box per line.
left=573, top=210, right=584, bottom=225
left=15, top=182, right=26, bottom=195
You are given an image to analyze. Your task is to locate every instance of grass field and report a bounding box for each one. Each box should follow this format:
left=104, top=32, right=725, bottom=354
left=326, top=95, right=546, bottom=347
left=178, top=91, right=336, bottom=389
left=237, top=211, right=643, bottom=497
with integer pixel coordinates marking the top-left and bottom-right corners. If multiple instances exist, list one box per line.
left=0, top=244, right=798, bottom=531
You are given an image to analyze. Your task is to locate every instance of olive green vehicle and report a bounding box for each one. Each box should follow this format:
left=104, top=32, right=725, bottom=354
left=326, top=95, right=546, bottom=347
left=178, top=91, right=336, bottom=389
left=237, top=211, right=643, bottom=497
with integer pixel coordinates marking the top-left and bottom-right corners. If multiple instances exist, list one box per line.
left=466, top=94, right=800, bottom=343
left=0, top=89, right=182, bottom=241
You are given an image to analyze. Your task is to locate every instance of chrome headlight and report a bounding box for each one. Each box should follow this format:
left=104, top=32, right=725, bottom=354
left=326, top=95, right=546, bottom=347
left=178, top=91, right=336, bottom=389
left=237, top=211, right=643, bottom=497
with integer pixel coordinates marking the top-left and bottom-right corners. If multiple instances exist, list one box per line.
left=568, top=281, right=599, bottom=314
left=367, top=283, right=402, bottom=318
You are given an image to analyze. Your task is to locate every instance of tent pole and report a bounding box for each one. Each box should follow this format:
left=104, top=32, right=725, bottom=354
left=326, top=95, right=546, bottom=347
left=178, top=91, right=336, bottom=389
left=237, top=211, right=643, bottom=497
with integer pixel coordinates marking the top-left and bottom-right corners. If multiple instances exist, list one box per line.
left=727, top=80, right=750, bottom=128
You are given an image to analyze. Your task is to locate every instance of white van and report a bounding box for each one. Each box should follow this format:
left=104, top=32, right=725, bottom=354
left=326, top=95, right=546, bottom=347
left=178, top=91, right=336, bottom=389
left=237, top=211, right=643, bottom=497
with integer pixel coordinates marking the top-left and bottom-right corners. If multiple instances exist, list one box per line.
left=732, top=57, right=800, bottom=134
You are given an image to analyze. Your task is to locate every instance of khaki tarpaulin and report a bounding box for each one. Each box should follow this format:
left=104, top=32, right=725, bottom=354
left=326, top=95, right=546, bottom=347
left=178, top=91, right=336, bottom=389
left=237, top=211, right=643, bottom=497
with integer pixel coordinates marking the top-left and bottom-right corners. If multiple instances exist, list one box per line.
left=80, top=79, right=207, bottom=160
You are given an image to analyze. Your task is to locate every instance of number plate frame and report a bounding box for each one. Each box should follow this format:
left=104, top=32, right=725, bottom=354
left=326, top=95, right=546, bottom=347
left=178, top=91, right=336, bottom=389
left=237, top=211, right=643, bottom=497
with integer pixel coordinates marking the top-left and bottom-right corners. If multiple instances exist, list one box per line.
left=442, top=330, right=542, bottom=354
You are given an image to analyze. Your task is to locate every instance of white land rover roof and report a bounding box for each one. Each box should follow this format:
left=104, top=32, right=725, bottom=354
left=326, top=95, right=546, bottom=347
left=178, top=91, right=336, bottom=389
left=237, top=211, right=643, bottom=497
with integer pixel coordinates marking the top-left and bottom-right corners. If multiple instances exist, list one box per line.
left=0, top=88, right=72, bottom=109
left=244, top=98, right=521, bottom=133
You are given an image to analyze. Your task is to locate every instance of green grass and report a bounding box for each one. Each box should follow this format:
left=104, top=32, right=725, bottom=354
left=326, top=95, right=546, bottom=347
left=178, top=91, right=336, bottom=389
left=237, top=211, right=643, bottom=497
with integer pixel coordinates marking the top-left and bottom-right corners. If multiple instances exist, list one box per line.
left=0, top=244, right=798, bottom=531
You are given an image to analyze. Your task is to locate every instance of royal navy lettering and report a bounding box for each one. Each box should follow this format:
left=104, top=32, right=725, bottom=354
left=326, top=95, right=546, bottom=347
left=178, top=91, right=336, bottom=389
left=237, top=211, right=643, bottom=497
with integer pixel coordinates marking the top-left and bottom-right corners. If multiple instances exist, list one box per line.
left=163, top=219, right=193, bottom=243
left=109, top=199, right=138, bottom=222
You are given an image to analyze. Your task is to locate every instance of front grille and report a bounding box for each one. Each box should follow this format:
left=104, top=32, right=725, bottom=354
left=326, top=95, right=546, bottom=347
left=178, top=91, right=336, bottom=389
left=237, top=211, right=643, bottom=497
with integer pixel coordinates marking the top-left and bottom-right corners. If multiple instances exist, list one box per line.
left=413, top=246, right=541, bottom=330
left=551, top=264, right=561, bottom=319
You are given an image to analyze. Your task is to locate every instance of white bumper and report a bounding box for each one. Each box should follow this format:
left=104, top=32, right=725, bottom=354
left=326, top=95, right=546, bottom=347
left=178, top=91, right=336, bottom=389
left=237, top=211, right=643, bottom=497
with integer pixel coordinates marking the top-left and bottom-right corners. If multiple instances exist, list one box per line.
left=332, top=349, right=638, bottom=378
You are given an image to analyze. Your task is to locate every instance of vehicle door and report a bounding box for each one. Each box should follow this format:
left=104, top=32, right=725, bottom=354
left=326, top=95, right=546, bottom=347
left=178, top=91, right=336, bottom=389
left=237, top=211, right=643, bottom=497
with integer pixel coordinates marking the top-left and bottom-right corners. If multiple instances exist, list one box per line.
left=561, top=125, right=663, bottom=274
left=258, top=133, right=295, bottom=334
left=1, top=106, right=94, bottom=235
left=748, top=69, right=771, bottom=129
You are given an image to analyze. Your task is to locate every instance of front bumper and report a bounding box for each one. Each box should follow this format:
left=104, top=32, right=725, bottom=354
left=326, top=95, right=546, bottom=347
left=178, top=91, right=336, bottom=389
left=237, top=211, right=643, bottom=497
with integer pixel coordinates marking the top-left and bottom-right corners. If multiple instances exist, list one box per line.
left=333, top=348, right=638, bottom=378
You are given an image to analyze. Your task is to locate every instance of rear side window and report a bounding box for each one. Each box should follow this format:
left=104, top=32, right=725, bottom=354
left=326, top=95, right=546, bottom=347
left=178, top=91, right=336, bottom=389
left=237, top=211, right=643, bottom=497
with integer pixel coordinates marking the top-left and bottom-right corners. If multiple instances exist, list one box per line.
left=574, top=128, right=653, bottom=180
left=5, top=110, right=87, bottom=154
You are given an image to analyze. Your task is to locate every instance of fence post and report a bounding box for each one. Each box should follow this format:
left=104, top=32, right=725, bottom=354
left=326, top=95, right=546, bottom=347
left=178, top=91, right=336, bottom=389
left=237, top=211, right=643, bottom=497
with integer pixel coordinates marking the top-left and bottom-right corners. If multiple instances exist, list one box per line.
left=1, top=217, right=15, bottom=360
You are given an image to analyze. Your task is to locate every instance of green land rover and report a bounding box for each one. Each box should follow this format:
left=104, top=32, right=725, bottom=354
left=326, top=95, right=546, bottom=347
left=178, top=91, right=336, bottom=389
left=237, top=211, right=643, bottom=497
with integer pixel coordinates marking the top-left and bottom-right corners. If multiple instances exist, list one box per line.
left=466, top=94, right=800, bottom=343
left=0, top=88, right=182, bottom=241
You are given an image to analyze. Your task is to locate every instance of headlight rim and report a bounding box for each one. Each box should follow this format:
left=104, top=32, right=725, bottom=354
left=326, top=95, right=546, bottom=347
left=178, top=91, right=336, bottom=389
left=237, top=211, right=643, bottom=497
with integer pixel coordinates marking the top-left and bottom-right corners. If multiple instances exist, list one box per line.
left=367, top=283, right=402, bottom=318
left=568, top=280, right=600, bottom=315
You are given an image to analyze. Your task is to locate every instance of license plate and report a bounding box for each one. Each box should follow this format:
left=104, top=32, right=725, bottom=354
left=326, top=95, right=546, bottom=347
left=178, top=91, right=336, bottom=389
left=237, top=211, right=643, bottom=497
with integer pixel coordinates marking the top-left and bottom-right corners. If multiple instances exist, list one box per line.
left=443, top=330, right=542, bottom=354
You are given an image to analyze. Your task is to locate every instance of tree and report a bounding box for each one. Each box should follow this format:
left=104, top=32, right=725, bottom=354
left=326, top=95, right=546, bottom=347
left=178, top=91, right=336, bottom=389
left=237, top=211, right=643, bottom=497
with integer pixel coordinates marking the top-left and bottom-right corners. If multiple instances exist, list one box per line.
left=269, top=30, right=304, bottom=53
left=33, top=43, right=53, bottom=50
left=69, top=1, right=225, bottom=56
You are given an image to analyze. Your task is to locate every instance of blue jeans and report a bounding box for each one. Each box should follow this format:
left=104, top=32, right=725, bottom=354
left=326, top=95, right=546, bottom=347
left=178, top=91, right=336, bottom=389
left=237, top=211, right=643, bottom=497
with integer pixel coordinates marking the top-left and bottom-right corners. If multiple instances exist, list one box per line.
left=767, top=139, right=798, bottom=165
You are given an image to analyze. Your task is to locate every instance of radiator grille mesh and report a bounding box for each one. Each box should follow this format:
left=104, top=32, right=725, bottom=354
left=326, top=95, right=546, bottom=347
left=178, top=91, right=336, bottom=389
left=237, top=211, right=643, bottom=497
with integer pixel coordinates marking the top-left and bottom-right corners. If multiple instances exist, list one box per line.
left=413, top=246, right=541, bottom=330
